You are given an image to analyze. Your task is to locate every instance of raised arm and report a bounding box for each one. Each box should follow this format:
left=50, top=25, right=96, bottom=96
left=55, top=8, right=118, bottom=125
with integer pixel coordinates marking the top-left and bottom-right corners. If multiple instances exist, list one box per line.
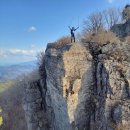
left=74, top=27, right=79, bottom=31
left=68, top=26, right=71, bottom=30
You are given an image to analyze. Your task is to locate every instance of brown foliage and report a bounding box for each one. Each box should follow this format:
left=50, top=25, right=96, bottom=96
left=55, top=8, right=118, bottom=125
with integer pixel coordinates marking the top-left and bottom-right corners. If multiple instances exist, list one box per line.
left=82, top=30, right=119, bottom=45
left=46, top=36, right=71, bottom=49
left=56, top=36, right=71, bottom=47
left=125, top=35, right=130, bottom=42
left=57, top=36, right=71, bottom=44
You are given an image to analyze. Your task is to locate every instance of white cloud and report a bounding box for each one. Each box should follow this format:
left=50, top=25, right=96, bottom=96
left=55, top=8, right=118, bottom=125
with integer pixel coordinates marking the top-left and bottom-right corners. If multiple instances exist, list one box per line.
left=0, top=49, right=7, bottom=58
left=9, top=49, right=36, bottom=56
left=0, top=46, right=46, bottom=65
left=27, top=26, right=37, bottom=32
left=0, top=48, right=39, bottom=58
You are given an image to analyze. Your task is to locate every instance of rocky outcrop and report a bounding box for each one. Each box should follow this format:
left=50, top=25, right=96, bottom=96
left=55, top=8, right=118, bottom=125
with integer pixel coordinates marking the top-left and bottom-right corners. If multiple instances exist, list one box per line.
left=111, top=19, right=130, bottom=37
left=111, top=5, right=130, bottom=38
left=81, top=41, right=130, bottom=130
left=23, top=70, right=53, bottom=130
left=122, top=5, right=130, bottom=21
left=44, top=43, right=92, bottom=130
left=97, top=42, right=130, bottom=130
left=23, top=41, right=130, bottom=130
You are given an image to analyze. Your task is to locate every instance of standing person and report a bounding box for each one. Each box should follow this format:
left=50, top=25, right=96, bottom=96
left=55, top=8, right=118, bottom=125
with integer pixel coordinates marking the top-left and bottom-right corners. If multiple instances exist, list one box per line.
left=68, top=26, right=79, bottom=43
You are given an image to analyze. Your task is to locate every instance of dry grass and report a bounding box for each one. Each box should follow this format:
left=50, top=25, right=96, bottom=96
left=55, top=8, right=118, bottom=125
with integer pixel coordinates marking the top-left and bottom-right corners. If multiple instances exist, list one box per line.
left=115, top=63, right=125, bottom=71
left=108, top=121, right=129, bottom=130
left=82, top=30, right=120, bottom=45
left=57, top=36, right=71, bottom=44
left=48, top=36, right=71, bottom=49
left=125, top=35, right=130, bottom=43
left=111, top=50, right=128, bottom=61
left=116, top=123, right=130, bottom=130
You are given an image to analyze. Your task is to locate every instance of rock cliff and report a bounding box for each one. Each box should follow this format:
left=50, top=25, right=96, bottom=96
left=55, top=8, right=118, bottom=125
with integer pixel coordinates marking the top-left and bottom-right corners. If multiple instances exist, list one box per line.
left=23, top=41, right=130, bottom=130
left=111, top=19, right=130, bottom=37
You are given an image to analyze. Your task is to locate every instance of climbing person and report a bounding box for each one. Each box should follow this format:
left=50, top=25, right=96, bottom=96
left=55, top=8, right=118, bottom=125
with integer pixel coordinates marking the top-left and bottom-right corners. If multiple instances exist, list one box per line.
left=68, top=26, right=79, bottom=43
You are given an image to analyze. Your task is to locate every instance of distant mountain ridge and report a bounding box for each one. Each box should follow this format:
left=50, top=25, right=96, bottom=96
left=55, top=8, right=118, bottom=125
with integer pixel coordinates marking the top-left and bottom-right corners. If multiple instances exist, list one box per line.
left=0, top=61, right=37, bottom=82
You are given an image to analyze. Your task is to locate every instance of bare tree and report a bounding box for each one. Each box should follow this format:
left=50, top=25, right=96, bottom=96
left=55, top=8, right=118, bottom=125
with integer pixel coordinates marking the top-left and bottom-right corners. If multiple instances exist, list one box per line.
left=84, top=12, right=104, bottom=34
left=103, top=8, right=121, bottom=29
left=83, top=8, right=121, bottom=35
left=82, top=8, right=121, bottom=44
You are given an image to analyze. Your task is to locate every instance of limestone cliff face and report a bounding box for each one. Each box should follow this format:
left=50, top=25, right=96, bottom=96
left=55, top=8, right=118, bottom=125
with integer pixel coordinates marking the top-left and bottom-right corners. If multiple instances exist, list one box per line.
left=44, top=43, right=92, bottom=130
left=23, top=41, right=130, bottom=130
left=86, top=42, right=130, bottom=130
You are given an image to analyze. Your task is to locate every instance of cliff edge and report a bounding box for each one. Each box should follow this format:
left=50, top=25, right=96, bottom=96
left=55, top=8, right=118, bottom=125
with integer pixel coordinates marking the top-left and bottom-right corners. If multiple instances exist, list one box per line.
left=23, top=41, right=130, bottom=130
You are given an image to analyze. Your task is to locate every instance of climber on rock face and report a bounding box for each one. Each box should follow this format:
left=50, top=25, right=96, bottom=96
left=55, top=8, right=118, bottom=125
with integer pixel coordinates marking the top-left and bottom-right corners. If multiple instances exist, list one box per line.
left=68, top=26, right=79, bottom=43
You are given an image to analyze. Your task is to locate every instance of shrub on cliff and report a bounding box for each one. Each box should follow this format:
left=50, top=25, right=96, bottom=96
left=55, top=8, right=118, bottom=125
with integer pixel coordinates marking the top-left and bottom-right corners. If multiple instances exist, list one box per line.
left=48, top=36, right=71, bottom=49
left=46, top=36, right=71, bottom=49
left=57, top=36, right=71, bottom=44
left=82, top=30, right=120, bottom=45
left=82, top=7, right=122, bottom=45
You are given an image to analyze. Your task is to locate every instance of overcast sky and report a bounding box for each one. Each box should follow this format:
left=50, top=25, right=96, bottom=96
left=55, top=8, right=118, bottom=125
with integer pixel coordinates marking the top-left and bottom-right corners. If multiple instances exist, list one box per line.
left=0, top=0, right=129, bottom=65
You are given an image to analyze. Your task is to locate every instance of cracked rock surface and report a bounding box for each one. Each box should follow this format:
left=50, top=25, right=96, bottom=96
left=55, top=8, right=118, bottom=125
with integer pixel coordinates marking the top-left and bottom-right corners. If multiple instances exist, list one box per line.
left=23, top=41, right=130, bottom=130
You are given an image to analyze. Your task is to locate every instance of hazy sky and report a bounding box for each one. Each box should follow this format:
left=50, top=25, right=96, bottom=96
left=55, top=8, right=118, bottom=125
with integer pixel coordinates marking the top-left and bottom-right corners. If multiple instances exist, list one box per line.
left=0, top=0, right=129, bottom=65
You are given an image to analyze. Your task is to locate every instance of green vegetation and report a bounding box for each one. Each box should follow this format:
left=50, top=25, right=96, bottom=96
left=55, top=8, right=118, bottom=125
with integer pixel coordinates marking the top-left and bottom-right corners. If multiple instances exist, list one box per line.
left=0, top=81, right=14, bottom=93
left=0, top=116, right=3, bottom=126
left=0, top=81, right=14, bottom=127
left=0, top=106, right=3, bottom=126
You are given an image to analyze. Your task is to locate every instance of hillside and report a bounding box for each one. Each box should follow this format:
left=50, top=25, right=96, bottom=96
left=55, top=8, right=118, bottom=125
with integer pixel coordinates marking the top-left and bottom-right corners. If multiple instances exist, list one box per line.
left=0, top=80, right=27, bottom=130
left=1, top=4, right=130, bottom=130
left=0, top=61, right=37, bottom=130
left=0, top=61, right=37, bottom=82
